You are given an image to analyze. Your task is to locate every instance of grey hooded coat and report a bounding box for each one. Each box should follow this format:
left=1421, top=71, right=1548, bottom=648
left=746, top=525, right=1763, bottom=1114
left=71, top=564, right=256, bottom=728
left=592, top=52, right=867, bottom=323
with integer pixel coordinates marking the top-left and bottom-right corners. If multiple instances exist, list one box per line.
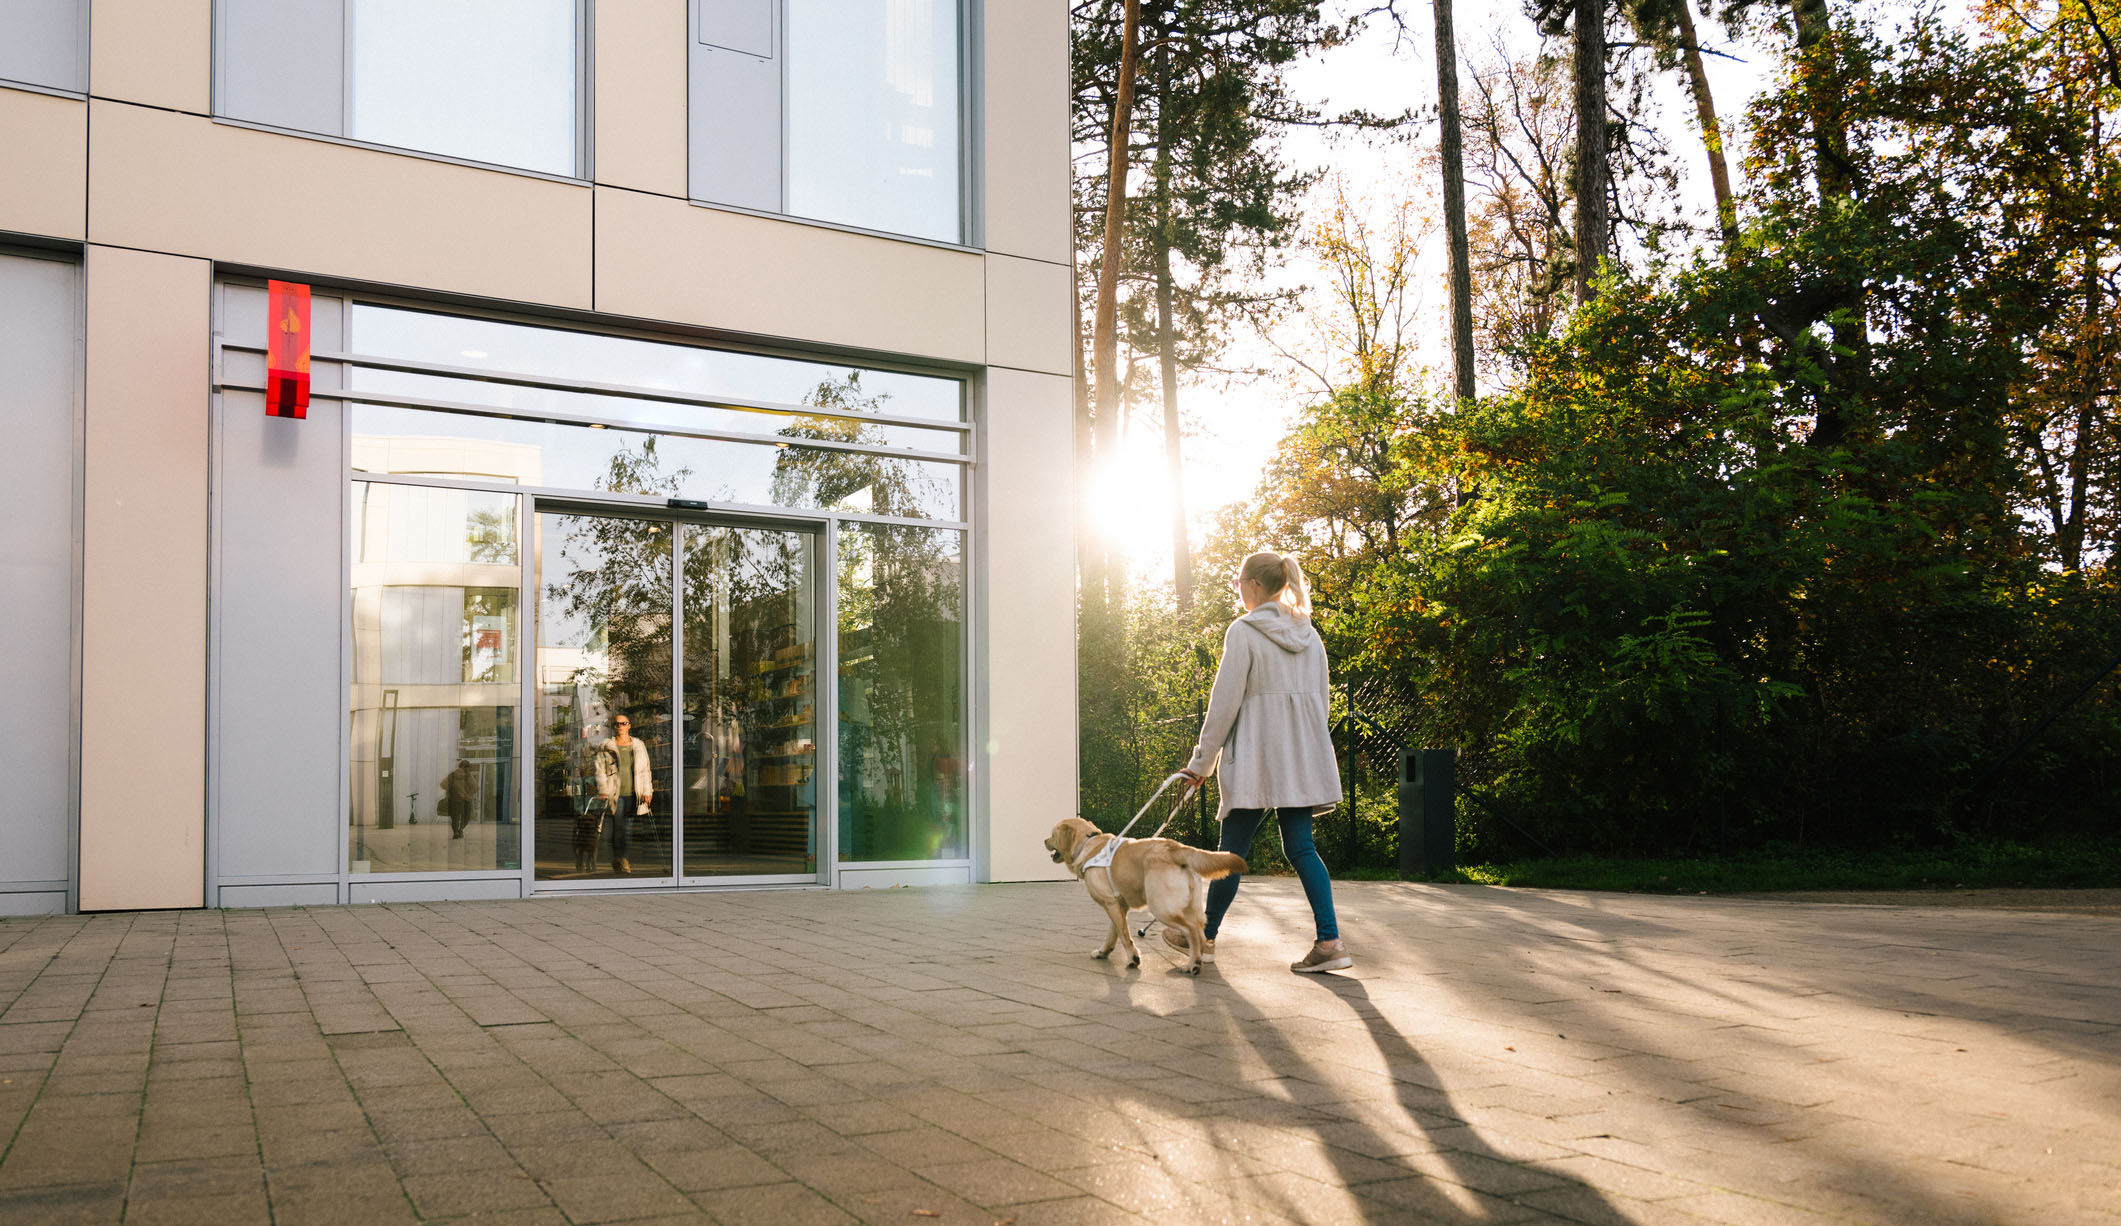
left=1185, top=602, right=1343, bottom=818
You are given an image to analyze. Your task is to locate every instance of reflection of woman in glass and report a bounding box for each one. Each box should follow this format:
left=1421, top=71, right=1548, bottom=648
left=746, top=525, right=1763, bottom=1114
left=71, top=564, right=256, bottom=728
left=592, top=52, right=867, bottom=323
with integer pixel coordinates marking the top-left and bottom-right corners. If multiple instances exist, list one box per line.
left=1174, top=551, right=1350, bottom=973
left=440, top=759, right=480, bottom=839
left=595, top=714, right=653, bottom=874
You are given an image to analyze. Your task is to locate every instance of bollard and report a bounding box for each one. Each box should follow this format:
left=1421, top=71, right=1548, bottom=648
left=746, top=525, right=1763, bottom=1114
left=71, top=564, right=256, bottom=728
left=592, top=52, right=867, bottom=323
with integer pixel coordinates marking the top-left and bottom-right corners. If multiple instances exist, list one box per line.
left=1398, top=748, right=1457, bottom=878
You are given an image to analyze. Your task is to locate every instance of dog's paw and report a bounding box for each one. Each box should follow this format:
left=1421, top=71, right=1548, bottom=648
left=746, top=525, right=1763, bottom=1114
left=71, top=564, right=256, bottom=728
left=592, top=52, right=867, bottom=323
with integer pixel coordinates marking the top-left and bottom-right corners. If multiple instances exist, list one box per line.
left=1185, top=963, right=1202, bottom=976
left=1126, top=954, right=1141, bottom=968
left=1091, top=948, right=1111, bottom=960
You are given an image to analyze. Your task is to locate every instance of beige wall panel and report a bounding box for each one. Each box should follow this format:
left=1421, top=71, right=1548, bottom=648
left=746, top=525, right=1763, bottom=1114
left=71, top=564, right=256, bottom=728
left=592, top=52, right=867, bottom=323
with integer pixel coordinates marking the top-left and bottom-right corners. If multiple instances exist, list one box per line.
left=89, top=103, right=594, bottom=309
left=80, top=247, right=210, bottom=911
left=91, top=0, right=211, bottom=113
left=981, top=0, right=1071, bottom=265
left=597, top=188, right=986, bottom=363
left=594, top=0, right=688, bottom=197
left=982, top=367, right=1077, bottom=882
left=0, top=89, right=86, bottom=240
left=985, top=254, right=1073, bottom=376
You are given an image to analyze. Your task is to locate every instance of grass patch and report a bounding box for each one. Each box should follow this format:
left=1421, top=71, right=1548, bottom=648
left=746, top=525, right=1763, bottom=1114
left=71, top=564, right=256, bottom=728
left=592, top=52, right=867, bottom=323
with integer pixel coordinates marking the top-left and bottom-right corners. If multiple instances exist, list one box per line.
left=1338, top=839, right=2121, bottom=893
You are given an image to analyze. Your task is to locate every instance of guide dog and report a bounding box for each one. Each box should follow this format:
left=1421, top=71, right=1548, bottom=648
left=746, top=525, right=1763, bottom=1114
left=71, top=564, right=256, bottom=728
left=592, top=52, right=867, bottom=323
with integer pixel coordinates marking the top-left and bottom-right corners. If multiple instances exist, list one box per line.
left=1044, top=817, right=1247, bottom=974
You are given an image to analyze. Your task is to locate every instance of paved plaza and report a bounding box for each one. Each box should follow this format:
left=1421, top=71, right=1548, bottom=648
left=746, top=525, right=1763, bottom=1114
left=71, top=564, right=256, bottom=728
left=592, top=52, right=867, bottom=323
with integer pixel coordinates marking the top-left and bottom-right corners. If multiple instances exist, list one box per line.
left=0, top=880, right=2115, bottom=1226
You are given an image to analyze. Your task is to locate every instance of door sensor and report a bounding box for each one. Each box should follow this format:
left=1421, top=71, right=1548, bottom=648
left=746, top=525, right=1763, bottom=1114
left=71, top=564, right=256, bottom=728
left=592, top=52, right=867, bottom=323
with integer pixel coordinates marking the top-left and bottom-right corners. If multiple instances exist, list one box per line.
left=667, top=499, right=712, bottom=511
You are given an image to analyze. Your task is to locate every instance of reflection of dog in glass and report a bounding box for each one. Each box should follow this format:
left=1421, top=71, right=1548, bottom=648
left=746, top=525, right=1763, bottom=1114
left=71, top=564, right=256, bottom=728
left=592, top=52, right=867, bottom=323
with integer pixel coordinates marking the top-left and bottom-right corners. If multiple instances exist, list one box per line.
left=1043, top=818, right=1246, bottom=975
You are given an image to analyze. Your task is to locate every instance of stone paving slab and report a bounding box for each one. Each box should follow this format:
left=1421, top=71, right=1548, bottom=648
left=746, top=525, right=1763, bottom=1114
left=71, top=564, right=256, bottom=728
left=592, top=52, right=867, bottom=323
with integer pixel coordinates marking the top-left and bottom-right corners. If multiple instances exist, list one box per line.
left=0, top=881, right=2115, bottom=1226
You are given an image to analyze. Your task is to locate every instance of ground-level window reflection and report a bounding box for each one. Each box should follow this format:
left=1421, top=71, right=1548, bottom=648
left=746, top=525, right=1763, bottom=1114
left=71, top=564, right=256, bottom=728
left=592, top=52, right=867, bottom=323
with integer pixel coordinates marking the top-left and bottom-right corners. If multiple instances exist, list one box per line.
left=838, top=524, right=965, bottom=861
left=348, top=482, right=522, bottom=873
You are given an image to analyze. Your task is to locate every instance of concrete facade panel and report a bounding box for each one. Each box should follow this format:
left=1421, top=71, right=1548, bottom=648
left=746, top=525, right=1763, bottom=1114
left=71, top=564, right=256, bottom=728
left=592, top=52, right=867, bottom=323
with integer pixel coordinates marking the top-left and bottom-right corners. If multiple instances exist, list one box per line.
left=0, top=89, right=86, bottom=241
left=985, top=253, right=1074, bottom=376
left=594, top=187, right=986, bottom=365
left=982, top=367, right=1076, bottom=883
left=88, top=102, right=594, bottom=309
left=594, top=0, right=689, bottom=197
left=80, top=246, right=210, bottom=912
left=981, top=0, right=1071, bottom=265
left=90, top=0, right=211, bottom=114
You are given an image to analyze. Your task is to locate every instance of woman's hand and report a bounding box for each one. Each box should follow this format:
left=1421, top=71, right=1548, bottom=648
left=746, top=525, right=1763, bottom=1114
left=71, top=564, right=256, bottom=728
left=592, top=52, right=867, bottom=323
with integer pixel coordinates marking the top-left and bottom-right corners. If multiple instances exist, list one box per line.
left=1178, top=769, right=1204, bottom=786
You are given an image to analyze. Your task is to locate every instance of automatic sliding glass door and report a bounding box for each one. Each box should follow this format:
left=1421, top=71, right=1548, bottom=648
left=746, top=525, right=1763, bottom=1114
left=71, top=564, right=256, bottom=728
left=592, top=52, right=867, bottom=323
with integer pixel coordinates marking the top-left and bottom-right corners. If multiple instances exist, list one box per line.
left=532, top=509, right=817, bottom=885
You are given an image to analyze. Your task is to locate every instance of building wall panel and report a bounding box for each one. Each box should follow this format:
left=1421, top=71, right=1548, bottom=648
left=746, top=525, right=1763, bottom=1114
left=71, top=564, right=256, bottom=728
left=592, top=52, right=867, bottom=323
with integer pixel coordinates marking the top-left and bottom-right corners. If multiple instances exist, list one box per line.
left=80, top=245, right=210, bottom=912
left=212, top=284, right=348, bottom=882
left=594, top=0, right=689, bottom=197
left=90, top=0, right=210, bottom=114
left=985, top=254, right=1073, bottom=377
left=981, top=367, right=1076, bottom=883
left=595, top=186, right=986, bottom=365
left=88, top=102, right=594, bottom=310
left=0, top=89, right=87, bottom=241
left=980, top=0, right=1071, bottom=265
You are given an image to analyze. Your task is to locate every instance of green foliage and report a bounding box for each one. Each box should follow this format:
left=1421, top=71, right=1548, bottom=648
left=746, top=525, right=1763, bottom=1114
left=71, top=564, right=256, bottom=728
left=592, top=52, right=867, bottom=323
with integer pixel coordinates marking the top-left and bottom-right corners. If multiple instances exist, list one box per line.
left=1409, top=838, right=2121, bottom=892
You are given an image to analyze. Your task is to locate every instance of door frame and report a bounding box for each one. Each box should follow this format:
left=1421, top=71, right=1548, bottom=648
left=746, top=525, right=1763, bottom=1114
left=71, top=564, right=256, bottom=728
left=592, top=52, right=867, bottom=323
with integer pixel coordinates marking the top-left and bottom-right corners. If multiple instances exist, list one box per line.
left=525, top=496, right=835, bottom=892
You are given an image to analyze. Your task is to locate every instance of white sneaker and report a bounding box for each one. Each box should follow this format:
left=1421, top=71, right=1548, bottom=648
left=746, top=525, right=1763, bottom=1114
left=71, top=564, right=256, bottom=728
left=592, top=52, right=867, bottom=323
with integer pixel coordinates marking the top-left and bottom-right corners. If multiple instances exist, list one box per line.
left=1162, top=929, right=1214, bottom=963
left=1291, top=941, right=1352, bottom=974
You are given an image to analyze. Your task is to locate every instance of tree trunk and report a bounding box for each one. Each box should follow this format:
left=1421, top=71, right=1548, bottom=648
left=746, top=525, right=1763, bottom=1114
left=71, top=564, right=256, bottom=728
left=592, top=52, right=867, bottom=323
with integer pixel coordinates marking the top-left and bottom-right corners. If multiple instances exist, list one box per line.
left=1788, top=0, right=1866, bottom=448
left=1572, top=0, right=1609, bottom=304
left=1434, top=0, right=1477, bottom=402
left=1153, top=27, right=1195, bottom=612
left=2062, top=242, right=2100, bottom=571
left=1088, top=0, right=1143, bottom=611
left=1788, top=0, right=1852, bottom=202
left=1675, top=0, right=1737, bottom=249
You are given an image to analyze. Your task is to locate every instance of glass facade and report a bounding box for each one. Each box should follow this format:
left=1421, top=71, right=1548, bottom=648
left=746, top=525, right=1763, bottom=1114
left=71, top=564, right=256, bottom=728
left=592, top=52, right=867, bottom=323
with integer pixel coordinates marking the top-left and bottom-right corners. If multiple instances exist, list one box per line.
left=348, top=482, right=523, bottom=873
left=325, top=298, right=971, bottom=882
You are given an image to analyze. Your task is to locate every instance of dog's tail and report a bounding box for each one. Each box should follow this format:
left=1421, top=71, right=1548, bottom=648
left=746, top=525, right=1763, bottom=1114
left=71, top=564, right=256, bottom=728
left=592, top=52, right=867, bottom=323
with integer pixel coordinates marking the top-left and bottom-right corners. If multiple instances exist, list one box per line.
left=1179, top=848, right=1247, bottom=880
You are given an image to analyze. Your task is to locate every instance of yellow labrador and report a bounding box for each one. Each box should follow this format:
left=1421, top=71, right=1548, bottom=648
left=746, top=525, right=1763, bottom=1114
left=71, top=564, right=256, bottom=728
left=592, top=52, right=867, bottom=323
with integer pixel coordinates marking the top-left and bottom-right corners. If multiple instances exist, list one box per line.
left=1044, top=817, right=1247, bottom=974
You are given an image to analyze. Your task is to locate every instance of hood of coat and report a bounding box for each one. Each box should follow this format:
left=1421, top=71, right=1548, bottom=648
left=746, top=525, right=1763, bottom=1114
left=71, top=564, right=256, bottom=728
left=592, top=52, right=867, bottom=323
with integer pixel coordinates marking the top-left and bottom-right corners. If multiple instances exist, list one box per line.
left=1238, top=602, right=1317, bottom=653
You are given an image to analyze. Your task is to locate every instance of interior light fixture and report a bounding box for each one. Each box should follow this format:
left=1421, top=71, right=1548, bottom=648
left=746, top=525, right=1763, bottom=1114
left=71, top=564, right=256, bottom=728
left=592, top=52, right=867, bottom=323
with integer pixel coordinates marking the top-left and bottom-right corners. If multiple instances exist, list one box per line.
left=461, top=349, right=488, bottom=359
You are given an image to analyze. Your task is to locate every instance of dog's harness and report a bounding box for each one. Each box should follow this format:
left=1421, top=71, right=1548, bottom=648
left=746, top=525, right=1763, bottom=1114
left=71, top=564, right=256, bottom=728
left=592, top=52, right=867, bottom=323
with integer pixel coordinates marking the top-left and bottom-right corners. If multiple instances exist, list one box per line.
left=1070, top=773, right=1200, bottom=892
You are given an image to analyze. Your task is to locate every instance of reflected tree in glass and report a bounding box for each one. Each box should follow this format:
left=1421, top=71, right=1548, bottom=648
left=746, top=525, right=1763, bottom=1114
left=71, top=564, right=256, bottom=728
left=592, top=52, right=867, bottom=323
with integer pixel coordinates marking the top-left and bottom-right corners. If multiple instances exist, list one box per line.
left=770, top=374, right=953, bottom=519
left=838, top=522, right=965, bottom=861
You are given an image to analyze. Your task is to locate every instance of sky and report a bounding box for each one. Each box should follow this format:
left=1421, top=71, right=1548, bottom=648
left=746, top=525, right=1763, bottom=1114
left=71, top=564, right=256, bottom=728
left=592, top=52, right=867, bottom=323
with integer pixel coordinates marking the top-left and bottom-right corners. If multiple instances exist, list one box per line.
left=1086, top=1, right=1785, bottom=579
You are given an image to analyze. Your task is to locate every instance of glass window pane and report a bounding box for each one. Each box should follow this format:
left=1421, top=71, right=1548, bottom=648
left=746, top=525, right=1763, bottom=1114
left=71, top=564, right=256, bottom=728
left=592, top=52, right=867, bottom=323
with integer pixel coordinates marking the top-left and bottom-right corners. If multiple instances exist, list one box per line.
left=352, top=305, right=964, bottom=422
left=352, top=406, right=964, bottom=520
left=349, top=482, right=523, bottom=874
left=837, top=524, right=965, bottom=862
left=682, top=525, right=818, bottom=877
left=786, top=0, right=961, bottom=242
left=350, top=0, right=578, bottom=176
left=0, top=0, right=86, bottom=92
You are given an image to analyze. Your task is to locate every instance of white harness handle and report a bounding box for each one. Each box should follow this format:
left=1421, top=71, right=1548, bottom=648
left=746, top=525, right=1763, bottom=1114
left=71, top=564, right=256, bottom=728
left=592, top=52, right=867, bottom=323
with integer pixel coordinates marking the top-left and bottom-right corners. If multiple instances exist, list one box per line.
left=1074, top=772, right=1200, bottom=890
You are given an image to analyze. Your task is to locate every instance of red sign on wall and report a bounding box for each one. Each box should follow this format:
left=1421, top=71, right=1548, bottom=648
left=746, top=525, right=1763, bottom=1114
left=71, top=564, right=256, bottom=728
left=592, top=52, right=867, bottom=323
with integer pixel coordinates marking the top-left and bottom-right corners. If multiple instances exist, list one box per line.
left=266, top=280, right=311, bottom=419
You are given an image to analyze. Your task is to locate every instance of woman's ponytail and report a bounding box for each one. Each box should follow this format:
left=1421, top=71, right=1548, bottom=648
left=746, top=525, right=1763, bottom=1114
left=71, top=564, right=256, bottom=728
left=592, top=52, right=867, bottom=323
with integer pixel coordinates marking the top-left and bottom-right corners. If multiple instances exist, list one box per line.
left=1279, top=555, right=1311, bottom=621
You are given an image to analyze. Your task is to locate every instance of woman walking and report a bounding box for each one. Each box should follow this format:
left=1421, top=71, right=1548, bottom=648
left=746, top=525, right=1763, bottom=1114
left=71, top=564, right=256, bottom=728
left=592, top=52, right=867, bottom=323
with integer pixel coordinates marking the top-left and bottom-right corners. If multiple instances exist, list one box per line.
left=1172, top=550, right=1350, bottom=973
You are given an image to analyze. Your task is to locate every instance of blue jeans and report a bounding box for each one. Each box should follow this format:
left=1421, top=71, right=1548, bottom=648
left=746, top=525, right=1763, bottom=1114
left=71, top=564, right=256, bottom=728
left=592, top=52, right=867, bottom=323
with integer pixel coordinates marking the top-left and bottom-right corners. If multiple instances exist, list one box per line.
left=1204, top=806, right=1338, bottom=942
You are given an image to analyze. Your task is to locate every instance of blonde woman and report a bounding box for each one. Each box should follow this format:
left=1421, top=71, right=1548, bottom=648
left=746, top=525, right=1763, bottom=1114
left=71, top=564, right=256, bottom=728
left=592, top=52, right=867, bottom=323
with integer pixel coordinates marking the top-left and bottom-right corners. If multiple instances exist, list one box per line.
left=1173, top=550, right=1351, bottom=973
